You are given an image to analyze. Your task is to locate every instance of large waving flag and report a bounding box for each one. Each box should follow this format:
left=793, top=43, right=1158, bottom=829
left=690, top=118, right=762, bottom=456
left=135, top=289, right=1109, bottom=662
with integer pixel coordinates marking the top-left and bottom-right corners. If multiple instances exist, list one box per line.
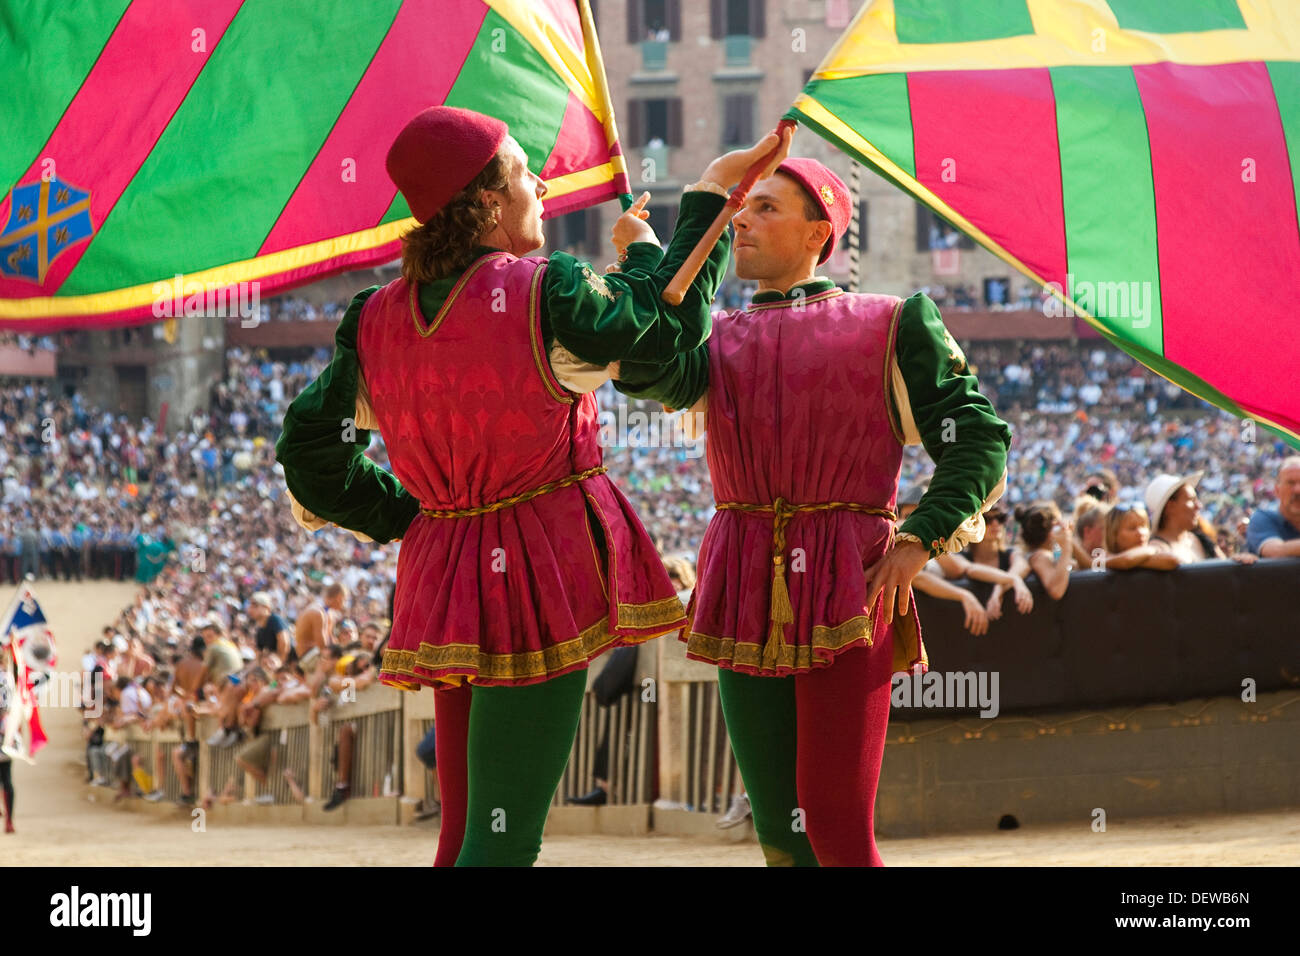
left=789, top=0, right=1300, bottom=449
left=0, top=0, right=627, bottom=332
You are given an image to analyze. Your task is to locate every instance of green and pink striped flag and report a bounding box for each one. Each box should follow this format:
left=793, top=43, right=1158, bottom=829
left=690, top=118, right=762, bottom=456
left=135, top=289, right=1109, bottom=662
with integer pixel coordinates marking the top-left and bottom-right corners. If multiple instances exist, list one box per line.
left=790, top=0, right=1300, bottom=448
left=0, top=0, right=628, bottom=331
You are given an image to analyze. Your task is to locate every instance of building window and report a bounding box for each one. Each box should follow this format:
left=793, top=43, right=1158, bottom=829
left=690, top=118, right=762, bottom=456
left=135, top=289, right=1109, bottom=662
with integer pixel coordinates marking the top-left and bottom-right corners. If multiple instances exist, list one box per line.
left=550, top=208, right=601, bottom=256
left=645, top=203, right=678, bottom=239
left=983, top=276, right=1011, bottom=308
left=722, top=94, right=754, bottom=148
left=628, top=0, right=680, bottom=42
left=626, top=97, right=683, bottom=147
left=711, top=0, right=766, bottom=38
left=915, top=202, right=974, bottom=252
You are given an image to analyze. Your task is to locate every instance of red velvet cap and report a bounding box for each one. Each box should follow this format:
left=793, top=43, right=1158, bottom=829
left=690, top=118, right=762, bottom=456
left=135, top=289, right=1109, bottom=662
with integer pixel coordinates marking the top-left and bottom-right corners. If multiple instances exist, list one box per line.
left=385, top=106, right=509, bottom=224
left=775, top=157, right=851, bottom=264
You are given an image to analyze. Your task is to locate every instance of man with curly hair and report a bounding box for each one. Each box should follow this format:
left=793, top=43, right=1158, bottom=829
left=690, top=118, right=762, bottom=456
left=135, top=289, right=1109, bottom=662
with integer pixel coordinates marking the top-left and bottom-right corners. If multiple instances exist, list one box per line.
left=275, top=105, right=791, bottom=866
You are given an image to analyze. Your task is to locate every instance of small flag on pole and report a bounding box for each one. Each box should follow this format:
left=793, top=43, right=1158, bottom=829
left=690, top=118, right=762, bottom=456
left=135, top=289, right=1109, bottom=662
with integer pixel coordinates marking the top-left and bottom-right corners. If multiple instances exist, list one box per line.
left=0, top=584, right=58, bottom=762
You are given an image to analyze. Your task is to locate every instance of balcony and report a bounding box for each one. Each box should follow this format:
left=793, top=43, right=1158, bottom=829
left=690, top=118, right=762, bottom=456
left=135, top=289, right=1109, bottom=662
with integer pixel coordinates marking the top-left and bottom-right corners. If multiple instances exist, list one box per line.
left=723, top=34, right=751, bottom=66
left=641, top=39, right=667, bottom=71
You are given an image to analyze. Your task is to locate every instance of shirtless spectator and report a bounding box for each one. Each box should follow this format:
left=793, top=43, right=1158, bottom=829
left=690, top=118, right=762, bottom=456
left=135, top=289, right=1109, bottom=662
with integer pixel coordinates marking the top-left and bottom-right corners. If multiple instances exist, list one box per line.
left=169, top=636, right=207, bottom=803
left=292, top=583, right=347, bottom=666
left=1102, top=503, right=1178, bottom=571
left=122, top=636, right=155, bottom=679
left=249, top=591, right=291, bottom=662
left=1245, top=456, right=1300, bottom=558
left=198, top=618, right=246, bottom=747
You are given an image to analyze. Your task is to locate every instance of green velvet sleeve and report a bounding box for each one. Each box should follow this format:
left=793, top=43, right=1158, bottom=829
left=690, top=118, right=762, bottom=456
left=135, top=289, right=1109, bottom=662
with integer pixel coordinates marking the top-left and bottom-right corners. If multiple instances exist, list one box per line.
left=274, top=287, right=421, bottom=544
left=611, top=345, right=710, bottom=410
left=893, top=292, right=1013, bottom=558
left=543, top=191, right=731, bottom=366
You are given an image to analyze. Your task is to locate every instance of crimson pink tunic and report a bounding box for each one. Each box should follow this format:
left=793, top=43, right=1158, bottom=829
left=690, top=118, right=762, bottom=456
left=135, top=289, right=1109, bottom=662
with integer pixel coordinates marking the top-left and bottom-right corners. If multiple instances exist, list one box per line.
left=359, top=252, right=685, bottom=688
left=685, top=288, right=928, bottom=676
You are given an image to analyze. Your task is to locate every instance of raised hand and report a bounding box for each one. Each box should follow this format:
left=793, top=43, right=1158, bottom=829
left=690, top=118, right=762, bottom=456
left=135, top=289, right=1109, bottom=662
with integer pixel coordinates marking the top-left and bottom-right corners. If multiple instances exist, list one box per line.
left=700, top=125, right=795, bottom=191
left=611, top=190, right=657, bottom=256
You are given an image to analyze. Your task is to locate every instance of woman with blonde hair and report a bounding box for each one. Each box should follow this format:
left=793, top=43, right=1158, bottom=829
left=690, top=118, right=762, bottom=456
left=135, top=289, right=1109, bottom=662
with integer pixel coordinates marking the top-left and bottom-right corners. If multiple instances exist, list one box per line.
left=1102, top=503, right=1179, bottom=570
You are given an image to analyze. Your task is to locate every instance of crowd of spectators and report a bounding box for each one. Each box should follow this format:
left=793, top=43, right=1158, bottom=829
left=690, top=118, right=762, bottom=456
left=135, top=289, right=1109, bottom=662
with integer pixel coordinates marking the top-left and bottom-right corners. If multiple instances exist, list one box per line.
left=901, top=451, right=1300, bottom=636
left=0, top=331, right=59, bottom=354
left=3, top=287, right=1295, bottom=808
left=81, top=590, right=387, bottom=808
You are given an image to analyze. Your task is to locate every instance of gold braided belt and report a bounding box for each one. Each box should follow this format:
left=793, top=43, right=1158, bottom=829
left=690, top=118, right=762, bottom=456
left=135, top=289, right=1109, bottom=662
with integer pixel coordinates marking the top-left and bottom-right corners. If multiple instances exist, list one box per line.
left=714, top=497, right=897, bottom=669
left=418, top=465, right=608, bottom=519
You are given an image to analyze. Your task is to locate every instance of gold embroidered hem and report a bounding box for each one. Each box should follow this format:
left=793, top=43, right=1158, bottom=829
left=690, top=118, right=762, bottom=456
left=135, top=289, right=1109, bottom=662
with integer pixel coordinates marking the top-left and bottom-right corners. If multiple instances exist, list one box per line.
left=685, top=614, right=875, bottom=673
left=616, top=593, right=686, bottom=630
left=686, top=608, right=924, bottom=675
left=378, top=611, right=681, bottom=690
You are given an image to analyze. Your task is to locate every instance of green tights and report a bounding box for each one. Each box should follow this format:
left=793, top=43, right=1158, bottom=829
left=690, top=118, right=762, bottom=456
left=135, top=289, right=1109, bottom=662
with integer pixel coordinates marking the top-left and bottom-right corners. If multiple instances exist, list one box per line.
left=449, top=668, right=587, bottom=866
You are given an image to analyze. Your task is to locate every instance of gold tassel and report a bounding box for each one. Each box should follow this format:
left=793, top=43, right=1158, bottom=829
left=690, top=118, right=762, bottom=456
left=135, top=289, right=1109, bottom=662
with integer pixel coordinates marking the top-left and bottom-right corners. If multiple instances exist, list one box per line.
left=762, top=556, right=795, bottom=669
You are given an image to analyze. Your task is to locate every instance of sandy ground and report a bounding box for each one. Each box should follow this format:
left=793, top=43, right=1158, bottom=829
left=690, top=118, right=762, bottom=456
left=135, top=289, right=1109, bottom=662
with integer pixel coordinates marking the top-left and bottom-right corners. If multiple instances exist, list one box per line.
left=5, top=579, right=1299, bottom=867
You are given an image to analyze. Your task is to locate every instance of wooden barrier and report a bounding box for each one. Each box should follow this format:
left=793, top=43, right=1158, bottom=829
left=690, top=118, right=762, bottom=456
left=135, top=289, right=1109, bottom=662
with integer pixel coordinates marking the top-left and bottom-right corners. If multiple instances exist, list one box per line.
left=91, top=562, right=1300, bottom=842
left=93, top=685, right=403, bottom=825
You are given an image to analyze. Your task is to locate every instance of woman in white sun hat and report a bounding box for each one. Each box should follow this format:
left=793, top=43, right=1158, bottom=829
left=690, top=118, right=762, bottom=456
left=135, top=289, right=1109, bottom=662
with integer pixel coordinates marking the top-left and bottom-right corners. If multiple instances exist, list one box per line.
left=1145, top=471, right=1256, bottom=565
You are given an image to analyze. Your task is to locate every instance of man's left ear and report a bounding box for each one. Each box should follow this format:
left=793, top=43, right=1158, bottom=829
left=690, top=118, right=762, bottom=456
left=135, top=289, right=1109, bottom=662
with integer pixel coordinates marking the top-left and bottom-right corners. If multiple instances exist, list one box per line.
left=813, top=220, right=833, bottom=252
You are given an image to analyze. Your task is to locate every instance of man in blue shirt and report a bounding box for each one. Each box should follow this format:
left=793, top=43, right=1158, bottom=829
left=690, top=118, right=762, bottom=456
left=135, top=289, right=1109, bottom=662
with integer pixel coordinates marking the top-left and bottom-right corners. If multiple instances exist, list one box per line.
left=1246, top=456, right=1300, bottom=557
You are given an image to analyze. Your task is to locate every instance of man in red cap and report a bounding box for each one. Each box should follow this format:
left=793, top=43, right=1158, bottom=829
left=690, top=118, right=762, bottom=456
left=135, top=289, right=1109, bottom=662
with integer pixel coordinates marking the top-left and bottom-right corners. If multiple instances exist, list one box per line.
left=615, top=155, right=1012, bottom=865
left=275, top=105, right=791, bottom=866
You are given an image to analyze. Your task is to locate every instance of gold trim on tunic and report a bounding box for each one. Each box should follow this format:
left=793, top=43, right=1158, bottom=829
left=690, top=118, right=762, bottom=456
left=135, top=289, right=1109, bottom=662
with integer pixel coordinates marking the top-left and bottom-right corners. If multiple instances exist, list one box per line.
left=408, top=252, right=509, bottom=339
left=378, top=604, right=684, bottom=689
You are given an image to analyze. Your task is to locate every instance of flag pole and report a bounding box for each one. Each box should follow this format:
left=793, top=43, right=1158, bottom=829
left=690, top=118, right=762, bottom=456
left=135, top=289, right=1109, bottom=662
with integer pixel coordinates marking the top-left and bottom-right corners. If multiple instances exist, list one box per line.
left=578, top=0, right=634, bottom=212
left=662, top=118, right=797, bottom=306
left=849, top=160, right=861, bottom=293
left=0, top=583, right=22, bottom=651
